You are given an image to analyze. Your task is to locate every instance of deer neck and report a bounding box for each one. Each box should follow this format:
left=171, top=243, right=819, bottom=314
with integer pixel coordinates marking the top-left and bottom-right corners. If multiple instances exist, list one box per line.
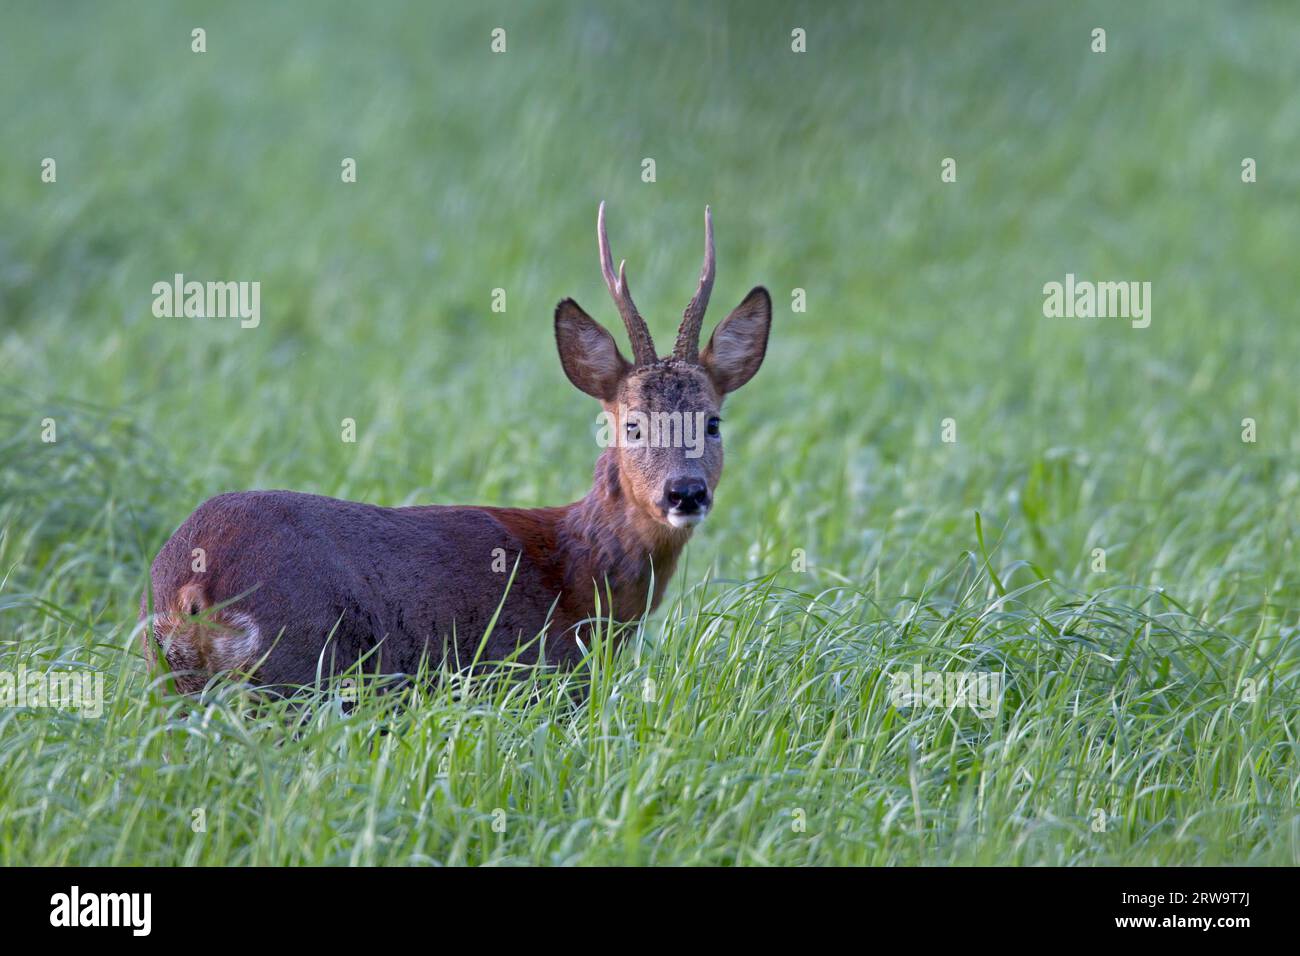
left=560, top=449, right=692, bottom=621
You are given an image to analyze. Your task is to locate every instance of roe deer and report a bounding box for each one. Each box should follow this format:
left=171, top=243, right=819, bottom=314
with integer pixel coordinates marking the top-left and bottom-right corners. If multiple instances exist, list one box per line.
left=141, top=203, right=772, bottom=694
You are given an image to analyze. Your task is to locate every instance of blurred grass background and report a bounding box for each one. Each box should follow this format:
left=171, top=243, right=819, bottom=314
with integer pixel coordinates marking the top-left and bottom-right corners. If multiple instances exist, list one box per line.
left=0, top=0, right=1297, bottom=865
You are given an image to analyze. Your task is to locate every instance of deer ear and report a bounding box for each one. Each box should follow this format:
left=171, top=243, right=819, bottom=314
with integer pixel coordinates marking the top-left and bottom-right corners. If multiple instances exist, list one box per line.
left=555, top=299, right=630, bottom=401
left=700, top=286, right=771, bottom=394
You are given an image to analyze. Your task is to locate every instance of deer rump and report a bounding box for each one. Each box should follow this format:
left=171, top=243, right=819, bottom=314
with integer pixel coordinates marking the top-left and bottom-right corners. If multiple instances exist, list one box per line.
left=140, top=490, right=578, bottom=694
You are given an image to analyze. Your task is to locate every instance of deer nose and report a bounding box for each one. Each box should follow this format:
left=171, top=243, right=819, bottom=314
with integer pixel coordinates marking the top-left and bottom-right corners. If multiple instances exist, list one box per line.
left=665, top=478, right=709, bottom=513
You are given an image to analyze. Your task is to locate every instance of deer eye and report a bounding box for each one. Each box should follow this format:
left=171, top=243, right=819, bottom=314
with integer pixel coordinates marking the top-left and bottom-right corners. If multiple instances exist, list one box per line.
left=625, top=422, right=642, bottom=442
left=707, top=416, right=722, bottom=437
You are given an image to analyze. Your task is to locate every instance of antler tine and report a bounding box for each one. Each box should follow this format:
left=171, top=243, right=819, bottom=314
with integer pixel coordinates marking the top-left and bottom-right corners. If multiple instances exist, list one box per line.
left=597, top=201, right=657, bottom=365
left=673, top=205, right=715, bottom=363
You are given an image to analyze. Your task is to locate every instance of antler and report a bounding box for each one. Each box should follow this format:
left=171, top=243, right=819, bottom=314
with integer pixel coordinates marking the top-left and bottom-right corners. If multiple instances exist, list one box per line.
left=597, top=201, right=658, bottom=365
left=672, top=205, right=715, bottom=363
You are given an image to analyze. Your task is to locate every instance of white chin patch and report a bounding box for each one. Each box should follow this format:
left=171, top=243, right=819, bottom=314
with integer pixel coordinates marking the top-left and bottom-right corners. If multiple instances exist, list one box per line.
left=667, top=509, right=707, bottom=529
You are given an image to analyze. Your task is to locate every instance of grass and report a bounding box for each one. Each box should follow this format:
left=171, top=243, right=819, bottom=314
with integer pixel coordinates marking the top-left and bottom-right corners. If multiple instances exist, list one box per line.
left=1, top=0, right=1297, bottom=865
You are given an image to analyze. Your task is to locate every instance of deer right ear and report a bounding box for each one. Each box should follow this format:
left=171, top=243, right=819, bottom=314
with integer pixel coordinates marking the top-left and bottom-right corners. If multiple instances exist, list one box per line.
left=554, top=299, right=630, bottom=401
left=700, top=286, right=772, bottom=395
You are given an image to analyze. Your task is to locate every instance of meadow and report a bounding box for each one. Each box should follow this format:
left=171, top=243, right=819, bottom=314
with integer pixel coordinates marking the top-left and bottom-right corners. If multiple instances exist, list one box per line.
left=0, top=0, right=1297, bottom=865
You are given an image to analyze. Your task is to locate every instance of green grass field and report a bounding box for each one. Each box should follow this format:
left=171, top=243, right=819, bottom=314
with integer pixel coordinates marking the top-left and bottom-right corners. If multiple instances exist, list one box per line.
left=1, top=1, right=1297, bottom=865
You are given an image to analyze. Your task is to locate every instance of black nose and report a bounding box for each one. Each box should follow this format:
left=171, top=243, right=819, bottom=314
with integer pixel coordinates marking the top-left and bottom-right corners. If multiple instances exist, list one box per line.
left=665, top=478, right=709, bottom=512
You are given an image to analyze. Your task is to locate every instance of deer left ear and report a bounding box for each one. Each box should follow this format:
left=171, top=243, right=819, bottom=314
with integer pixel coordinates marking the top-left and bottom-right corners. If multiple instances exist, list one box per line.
left=700, top=286, right=771, bottom=394
left=555, top=298, right=630, bottom=401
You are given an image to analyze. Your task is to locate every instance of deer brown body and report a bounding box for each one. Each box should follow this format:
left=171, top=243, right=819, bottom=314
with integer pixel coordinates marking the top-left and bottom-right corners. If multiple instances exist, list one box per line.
left=141, top=204, right=771, bottom=694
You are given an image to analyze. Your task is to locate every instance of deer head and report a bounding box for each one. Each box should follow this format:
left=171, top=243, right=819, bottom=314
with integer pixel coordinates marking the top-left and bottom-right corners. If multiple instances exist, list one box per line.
left=555, top=202, right=771, bottom=530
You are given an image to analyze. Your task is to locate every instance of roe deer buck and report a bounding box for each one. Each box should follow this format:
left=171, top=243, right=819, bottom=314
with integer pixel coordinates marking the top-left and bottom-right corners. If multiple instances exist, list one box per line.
left=141, top=203, right=772, bottom=694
